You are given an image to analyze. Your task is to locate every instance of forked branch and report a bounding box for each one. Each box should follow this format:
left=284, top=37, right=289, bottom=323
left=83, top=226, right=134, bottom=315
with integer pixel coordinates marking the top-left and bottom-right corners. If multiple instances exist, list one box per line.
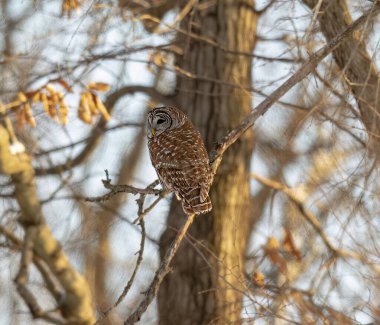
left=209, top=2, right=380, bottom=172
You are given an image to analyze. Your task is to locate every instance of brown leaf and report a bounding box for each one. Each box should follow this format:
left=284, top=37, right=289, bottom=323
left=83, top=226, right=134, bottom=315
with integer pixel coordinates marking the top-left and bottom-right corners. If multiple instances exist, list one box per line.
left=94, top=95, right=111, bottom=121
left=24, top=103, right=36, bottom=127
left=86, top=82, right=110, bottom=92
left=263, top=237, right=286, bottom=273
left=78, top=93, right=92, bottom=124
left=59, top=101, right=68, bottom=125
left=45, top=84, right=56, bottom=95
left=17, top=92, right=27, bottom=103
left=86, top=93, right=98, bottom=115
left=31, top=92, right=41, bottom=102
left=41, top=93, right=49, bottom=113
left=283, top=228, right=302, bottom=261
left=252, top=271, right=265, bottom=287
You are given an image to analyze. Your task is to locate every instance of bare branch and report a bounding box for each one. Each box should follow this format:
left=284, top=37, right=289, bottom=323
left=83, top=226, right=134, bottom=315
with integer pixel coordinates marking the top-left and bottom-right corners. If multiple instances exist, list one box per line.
left=0, top=225, right=64, bottom=305
left=35, top=86, right=175, bottom=176
left=36, top=123, right=143, bottom=157
left=95, top=183, right=153, bottom=324
left=85, top=171, right=161, bottom=203
left=124, top=213, right=196, bottom=324
left=251, top=172, right=380, bottom=276
left=209, top=4, right=380, bottom=171
left=13, top=226, right=64, bottom=324
left=303, top=0, right=380, bottom=148
left=0, top=125, right=95, bottom=324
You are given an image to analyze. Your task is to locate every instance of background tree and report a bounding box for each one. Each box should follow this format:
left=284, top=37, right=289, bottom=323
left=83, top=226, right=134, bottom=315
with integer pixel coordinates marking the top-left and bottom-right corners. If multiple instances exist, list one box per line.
left=157, top=2, right=256, bottom=324
left=0, top=1, right=379, bottom=325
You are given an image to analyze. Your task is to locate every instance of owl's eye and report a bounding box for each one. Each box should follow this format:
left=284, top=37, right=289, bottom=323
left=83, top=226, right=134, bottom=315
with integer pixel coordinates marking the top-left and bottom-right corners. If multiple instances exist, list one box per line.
left=157, top=118, right=166, bottom=124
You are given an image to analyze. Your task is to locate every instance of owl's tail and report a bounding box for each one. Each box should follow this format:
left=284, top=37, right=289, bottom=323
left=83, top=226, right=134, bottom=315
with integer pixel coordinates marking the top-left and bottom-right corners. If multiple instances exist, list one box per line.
left=179, top=188, right=212, bottom=215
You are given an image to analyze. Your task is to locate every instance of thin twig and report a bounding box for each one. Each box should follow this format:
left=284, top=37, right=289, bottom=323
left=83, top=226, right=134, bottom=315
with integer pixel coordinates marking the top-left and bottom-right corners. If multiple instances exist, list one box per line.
left=124, top=213, right=196, bottom=325
left=16, top=284, right=67, bottom=325
left=94, top=180, right=161, bottom=324
left=85, top=171, right=161, bottom=202
left=255, top=0, right=277, bottom=14
left=113, top=219, right=145, bottom=306
left=132, top=191, right=168, bottom=224
left=13, top=226, right=67, bottom=324
left=209, top=4, right=380, bottom=172
left=96, top=207, right=146, bottom=324
left=0, top=225, right=64, bottom=305
left=251, top=173, right=380, bottom=276
left=35, top=86, right=175, bottom=176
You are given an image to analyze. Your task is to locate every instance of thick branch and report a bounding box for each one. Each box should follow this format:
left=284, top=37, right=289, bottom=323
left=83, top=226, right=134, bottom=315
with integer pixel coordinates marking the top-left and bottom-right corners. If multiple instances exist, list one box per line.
left=303, top=0, right=380, bottom=147
left=209, top=4, right=380, bottom=170
left=0, top=125, right=95, bottom=324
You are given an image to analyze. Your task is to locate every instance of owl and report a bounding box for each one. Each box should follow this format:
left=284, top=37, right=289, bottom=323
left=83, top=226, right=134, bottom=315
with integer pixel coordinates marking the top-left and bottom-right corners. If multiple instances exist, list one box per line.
left=147, top=106, right=212, bottom=215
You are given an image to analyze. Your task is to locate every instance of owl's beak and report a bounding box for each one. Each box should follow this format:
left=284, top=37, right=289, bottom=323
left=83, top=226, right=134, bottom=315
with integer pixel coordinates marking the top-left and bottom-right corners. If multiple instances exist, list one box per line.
left=151, top=128, right=156, bottom=137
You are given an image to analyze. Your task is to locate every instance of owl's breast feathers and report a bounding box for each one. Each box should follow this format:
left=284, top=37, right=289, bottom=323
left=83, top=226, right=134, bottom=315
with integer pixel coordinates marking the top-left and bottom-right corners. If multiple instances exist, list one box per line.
left=148, top=121, right=212, bottom=214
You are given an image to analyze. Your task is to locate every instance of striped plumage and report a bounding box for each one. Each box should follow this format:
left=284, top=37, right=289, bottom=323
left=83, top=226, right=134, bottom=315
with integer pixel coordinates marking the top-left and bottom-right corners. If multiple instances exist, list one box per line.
left=147, top=106, right=212, bottom=215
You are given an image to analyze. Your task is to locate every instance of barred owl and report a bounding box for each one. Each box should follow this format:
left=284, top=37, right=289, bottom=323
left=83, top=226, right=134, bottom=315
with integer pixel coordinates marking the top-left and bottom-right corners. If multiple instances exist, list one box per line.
left=147, top=106, right=212, bottom=215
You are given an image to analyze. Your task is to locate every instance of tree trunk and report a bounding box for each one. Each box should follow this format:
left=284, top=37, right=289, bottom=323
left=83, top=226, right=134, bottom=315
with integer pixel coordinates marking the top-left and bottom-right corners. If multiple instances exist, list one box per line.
left=158, top=1, right=257, bottom=324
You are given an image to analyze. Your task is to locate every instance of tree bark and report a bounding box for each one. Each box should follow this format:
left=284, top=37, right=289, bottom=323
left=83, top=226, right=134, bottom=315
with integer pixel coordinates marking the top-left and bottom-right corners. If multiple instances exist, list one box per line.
left=158, top=1, right=257, bottom=324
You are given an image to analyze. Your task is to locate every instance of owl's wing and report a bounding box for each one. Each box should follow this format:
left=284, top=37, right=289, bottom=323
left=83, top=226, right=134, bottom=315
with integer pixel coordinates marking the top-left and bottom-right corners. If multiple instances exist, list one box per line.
left=176, top=160, right=211, bottom=202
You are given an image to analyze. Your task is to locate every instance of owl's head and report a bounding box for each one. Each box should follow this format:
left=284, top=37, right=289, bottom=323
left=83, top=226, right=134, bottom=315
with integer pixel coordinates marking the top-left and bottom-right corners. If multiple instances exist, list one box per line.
left=147, top=106, right=187, bottom=138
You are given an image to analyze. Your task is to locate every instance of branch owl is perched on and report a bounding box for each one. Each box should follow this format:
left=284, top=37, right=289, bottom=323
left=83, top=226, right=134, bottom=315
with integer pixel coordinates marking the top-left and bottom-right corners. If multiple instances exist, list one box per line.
left=147, top=106, right=212, bottom=215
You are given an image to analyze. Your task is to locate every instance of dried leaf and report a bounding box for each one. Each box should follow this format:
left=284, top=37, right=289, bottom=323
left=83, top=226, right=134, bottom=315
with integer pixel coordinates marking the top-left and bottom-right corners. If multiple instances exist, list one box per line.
left=49, top=106, right=59, bottom=121
left=31, top=92, right=41, bottom=103
left=45, top=84, right=56, bottom=95
left=252, top=271, right=265, bottom=287
left=263, top=237, right=286, bottom=273
left=86, top=93, right=98, bottom=115
left=283, top=228, right=302, bottom=261
left=266, top=237, right=280, bottom=250
left=47, top=97, right=58, bottom=121
left=79, top=93, right=92, bottom=124
left=59, top=101, right=68, bottom=125
left=17, top=92, right=27, bottom=103
left=24, top=103, right=36, bottom=127
left=94, top=96, right=111, bottom=121
left=62, top=0, right=80, bottom=17
left=86, top=82, right=110, bottom=92
left=41, top=93, right=49, bottom=113
left=153, top=52, right=166, bottom=67
left=57, top=92, right=64, bottom=100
